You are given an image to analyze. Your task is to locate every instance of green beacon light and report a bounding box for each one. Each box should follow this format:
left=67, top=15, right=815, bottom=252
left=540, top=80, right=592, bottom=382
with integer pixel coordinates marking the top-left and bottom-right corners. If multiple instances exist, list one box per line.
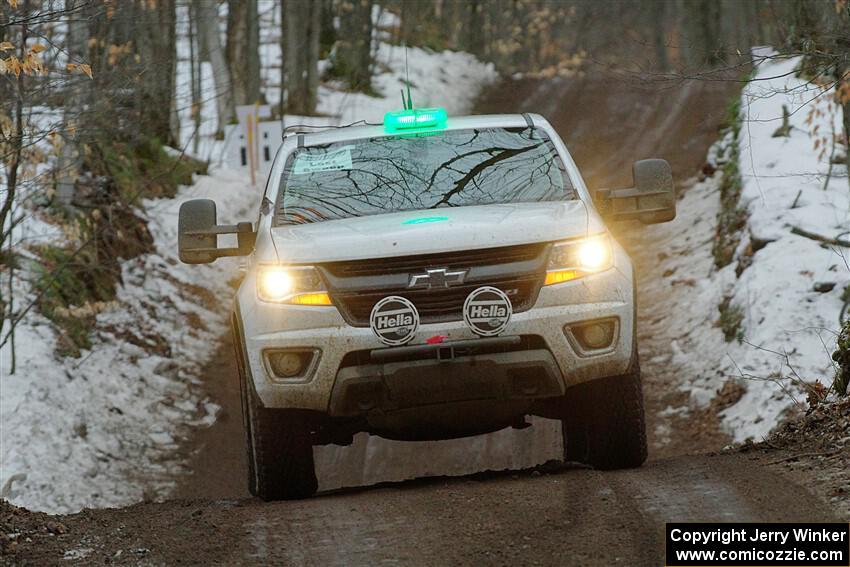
left=384, top=107, right=448, bottom=133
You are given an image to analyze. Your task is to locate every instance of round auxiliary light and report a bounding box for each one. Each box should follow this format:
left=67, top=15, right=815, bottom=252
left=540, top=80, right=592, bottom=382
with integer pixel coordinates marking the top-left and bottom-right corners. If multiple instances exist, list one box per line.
left=463, top=286, right=512, bottom=337
left=370, top=296, right=419, bottom=346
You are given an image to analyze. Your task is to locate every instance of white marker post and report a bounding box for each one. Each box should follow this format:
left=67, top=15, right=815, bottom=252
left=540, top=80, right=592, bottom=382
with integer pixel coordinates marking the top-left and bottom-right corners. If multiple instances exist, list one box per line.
left=235, top=103, right=272, bottom=186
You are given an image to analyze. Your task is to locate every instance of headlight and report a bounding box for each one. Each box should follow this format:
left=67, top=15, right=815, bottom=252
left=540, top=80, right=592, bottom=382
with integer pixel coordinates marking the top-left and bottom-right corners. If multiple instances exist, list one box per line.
left=545, top=234, right=613, bottom=285
left=256, top=265, right=332, bottom=305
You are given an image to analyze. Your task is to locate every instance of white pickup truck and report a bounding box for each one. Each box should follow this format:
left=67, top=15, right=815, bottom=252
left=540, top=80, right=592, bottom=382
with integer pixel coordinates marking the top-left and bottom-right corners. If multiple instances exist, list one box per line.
left=178, top=108, right=676, bottom=500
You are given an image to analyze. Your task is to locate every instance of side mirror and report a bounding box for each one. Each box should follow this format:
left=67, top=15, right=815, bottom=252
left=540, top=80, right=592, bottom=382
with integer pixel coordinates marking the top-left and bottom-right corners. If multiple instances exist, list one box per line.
left=596, top=159, right=676, bottom=224
left=178, top=199, right=256, bottom=264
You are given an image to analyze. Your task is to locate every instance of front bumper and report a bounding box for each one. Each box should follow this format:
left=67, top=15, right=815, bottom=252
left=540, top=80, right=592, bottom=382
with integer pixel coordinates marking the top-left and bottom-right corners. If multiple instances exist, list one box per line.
left=237, top=265, right=635, bottom=412
left=330, top=341, right=564, bottom=417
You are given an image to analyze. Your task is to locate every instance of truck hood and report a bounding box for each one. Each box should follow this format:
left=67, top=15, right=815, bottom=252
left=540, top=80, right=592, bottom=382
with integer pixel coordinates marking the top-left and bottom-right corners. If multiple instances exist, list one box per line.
left=269, top=201, right=593, bottom=264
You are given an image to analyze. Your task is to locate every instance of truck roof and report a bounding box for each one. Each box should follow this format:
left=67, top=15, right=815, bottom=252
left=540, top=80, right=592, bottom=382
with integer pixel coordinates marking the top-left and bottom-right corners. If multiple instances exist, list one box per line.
left=291, top=113, right=544, bottom=147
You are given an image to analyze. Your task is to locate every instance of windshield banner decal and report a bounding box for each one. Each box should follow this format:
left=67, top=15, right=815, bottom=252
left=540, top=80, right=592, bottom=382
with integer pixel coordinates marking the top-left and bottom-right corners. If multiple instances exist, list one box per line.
left=292, top=145, right=353, bottom=175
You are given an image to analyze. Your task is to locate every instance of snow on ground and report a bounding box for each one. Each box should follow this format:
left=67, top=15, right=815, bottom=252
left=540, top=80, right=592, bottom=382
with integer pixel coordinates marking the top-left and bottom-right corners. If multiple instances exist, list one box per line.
left=1, top=170, right=257, bottom=513
left=725, top=56, right=849, bottom=439
left=642, top=55, right=849, bottom=444
left=314, top=42, right=497, bottom=126
left=1, top=9, right=497, bottom=513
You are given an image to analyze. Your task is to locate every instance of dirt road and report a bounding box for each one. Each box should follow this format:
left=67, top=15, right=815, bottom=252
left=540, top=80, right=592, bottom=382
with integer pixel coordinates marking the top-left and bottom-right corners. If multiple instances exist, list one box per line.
left=7, top=74, right=843, bottom=567
left=2, top=452, right=839, bottom=566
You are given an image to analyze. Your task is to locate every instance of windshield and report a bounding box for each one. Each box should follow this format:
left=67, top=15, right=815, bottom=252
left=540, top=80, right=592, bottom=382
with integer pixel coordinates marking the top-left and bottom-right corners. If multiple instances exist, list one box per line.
left=274, top=126, right=576, bottom=225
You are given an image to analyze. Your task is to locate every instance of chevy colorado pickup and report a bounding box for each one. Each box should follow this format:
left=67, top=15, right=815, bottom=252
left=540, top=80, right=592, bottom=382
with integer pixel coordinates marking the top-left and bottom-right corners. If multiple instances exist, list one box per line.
left=177, top=108, right=676, bottom=500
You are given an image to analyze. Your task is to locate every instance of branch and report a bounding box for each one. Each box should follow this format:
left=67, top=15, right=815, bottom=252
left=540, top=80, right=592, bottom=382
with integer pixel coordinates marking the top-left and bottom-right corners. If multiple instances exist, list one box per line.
left=790, top=226, right=850, bottom=248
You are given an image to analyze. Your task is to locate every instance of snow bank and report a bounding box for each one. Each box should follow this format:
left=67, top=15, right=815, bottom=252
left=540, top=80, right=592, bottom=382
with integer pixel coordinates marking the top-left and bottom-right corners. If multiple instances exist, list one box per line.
left=642, top=56, right=849, bottom=444
left=721, top=56, right=848, bottom=439
left=1, top=170, right=257, bottom=513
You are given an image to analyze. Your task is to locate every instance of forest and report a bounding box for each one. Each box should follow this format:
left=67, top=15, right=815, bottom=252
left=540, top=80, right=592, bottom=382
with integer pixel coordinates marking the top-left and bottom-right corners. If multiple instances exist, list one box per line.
left=1, top=2, right=850, bottom=561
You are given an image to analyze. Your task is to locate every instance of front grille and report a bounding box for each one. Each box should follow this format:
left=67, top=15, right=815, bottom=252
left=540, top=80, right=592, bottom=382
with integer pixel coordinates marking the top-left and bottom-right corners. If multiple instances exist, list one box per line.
left=321, top=242, right=550, bottom=327
left=332, top=277, right=542, bottom=327
left=323, top=243, right=547, bottom=278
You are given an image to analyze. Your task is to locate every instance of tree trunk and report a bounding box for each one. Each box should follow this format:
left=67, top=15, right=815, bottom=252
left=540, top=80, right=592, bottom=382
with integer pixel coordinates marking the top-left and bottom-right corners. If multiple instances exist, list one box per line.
left=131, top=0, right=178, bottom=145
left=279, top=0, right=291, bottom=116
left=650, top=0, right=669, bottom=71
left=682, top=0, right=723, bottom=67
left=336, top=0, right=374, bottom=92
left=319, top=0, right=336, bottom=58
left=463, top=0, right=484, bottom=56
left=400, top=0, right=426, bottom=45
left=306, top=1, right=321, bottom=113
left=56, top=0, right=90, bottom=207
left=188, top=1, right=201, bottom=154
left=283, top=0, right=320, bottom=115
left=283, top=0, right=305, bottom=112
left=227, top=0, right=261, bottom=106
left=842, top=98, right=850, bottom=191
left=0, top=3, right=27, bottom=357
left=0, top=5, right=8, bottom=104
left=196, top=0, right=235, bottom=132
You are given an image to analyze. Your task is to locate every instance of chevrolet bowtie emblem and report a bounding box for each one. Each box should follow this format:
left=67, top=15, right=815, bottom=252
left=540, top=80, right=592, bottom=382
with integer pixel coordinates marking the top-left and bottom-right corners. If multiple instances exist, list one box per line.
left=408, top=267, right=468, bottom=289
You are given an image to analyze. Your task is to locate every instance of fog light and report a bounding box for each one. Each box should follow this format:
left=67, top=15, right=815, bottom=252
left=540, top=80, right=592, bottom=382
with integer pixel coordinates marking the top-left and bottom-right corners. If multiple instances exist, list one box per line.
left=270, top=352, right=304, bottom=377
left=581, top=324, right=611, bottom=349
left=265, top=350, right=316, bottom=380
left=567, top=319, right=618, bottom=352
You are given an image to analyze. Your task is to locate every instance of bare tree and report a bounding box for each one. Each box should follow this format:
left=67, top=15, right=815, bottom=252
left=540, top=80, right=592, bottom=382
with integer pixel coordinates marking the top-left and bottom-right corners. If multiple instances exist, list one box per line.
left=188, top=0, right=202, bottom=154
left=196, top=0, right=234, bottom=132
left=282, top=0, right=321, bottom=115
left=334, top=0, right=373, bottom=92
left=227, top=0, right=261, bottom=106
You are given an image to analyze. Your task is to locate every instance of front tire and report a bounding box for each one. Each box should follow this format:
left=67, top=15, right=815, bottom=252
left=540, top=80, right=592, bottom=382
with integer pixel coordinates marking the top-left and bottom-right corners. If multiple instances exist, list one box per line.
left=233, top=315, right=318, bottom=500
left=561, top=356, right=647, bottom=470
left=243, top=380, right=319, bottom=500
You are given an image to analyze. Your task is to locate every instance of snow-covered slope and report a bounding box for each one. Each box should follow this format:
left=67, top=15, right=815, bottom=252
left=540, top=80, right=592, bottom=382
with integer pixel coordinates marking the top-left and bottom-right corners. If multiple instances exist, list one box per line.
left=721, top=56, right=848, bottom=439
left=642, top=55, right=849, bottom=444
left=0, top=171, right=256, bottom=512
